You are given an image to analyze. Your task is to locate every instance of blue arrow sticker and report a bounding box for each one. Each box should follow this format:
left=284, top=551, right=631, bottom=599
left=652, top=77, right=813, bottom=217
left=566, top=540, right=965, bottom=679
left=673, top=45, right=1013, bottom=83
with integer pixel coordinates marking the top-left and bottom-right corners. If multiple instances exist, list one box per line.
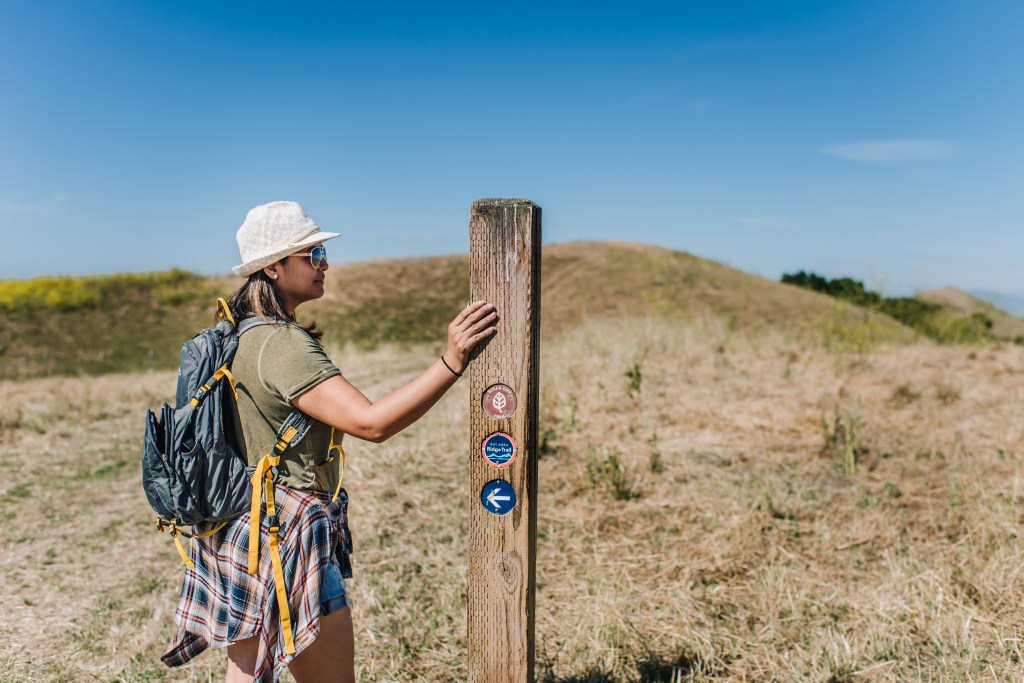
left=481, top=432, right=517, bottom=469
left=480, top=479, right=517, bottom=515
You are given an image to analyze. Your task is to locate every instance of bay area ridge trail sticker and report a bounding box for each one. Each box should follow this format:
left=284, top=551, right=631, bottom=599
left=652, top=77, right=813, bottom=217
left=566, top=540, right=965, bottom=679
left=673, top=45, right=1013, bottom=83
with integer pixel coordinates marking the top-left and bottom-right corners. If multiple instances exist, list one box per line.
left=480, top=479, right=517, bottom=515
left=481, top=432, right=517, bottom=468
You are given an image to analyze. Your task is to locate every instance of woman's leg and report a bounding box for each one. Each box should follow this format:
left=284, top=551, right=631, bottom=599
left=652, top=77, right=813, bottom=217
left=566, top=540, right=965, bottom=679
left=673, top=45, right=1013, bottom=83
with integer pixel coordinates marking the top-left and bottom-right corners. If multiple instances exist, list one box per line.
left=226, top=635, right=260, bottom=682
left=288, top=606, right=355, bottom=683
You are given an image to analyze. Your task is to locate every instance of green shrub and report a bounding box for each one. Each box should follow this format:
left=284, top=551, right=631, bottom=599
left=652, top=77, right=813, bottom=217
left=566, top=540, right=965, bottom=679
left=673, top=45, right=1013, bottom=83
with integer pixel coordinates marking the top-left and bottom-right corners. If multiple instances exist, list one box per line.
left=823, top=303, right=887, bottom=354
left=0, top=277, right=102, bottom=311
left=932, top=312, right=994, bottom=344
left=783, top=271, right=995, bottom=345
left=0, top=269, right=203, bottom=313
left=876, top=297, right=942, bottom=330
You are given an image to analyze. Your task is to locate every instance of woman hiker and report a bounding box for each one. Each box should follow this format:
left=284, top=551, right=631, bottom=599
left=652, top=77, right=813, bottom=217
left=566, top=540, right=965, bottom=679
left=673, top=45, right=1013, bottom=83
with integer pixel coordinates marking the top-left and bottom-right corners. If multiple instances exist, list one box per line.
left=161, top=200, right=496, bottom=682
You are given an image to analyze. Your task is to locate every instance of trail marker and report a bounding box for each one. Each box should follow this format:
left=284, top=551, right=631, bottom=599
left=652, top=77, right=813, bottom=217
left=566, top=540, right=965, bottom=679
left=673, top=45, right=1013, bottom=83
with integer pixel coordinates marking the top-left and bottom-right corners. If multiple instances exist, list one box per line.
left=481, top=479, right=517, bottom=515
left=468, top=199, right=541, bottom=682
left=482, top=383, right=517, bottom=419
left=481, top=432, right=517, bottom=469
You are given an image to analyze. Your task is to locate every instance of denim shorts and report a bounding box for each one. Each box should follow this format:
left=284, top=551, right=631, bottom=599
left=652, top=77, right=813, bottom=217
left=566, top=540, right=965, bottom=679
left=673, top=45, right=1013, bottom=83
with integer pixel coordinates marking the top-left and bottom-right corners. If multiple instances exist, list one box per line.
left=321, top=560, right=353, bottom=616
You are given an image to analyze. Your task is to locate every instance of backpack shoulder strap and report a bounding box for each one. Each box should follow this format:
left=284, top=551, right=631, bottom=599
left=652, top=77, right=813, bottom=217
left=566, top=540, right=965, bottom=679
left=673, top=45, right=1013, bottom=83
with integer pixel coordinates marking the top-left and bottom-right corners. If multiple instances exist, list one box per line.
left=237, top=316, right=271, bottom=336
left=272, top=410, right=315, bottom=453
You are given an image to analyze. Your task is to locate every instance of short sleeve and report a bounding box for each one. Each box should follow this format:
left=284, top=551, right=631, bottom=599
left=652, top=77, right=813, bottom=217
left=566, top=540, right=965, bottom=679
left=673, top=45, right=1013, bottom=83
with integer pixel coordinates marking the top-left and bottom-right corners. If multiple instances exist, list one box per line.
left=256, top=325, right=341, bottom=402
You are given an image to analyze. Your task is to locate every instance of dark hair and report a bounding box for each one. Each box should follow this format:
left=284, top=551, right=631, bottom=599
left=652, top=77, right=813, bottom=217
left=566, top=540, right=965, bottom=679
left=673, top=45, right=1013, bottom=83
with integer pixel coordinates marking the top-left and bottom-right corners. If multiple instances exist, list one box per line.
left=226, top=269, right=324, bottom=343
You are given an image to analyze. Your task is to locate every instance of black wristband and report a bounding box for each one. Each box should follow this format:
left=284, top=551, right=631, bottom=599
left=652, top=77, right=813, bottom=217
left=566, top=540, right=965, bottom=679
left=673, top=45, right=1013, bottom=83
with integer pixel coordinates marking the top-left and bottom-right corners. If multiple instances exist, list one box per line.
left=441, top=356, right=462, bottom=377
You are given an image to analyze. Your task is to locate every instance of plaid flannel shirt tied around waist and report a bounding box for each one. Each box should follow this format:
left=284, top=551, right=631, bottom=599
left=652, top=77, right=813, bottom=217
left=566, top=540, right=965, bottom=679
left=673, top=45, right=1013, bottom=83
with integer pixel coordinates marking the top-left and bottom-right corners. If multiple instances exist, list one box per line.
left=162, top=485, right=352, bottom=682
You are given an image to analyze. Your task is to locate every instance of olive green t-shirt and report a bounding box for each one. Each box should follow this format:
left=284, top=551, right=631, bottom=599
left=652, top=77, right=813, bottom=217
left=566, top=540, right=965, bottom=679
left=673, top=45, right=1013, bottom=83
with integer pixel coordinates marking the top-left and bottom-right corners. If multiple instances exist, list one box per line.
left=230, top=322, right=342, bottom=492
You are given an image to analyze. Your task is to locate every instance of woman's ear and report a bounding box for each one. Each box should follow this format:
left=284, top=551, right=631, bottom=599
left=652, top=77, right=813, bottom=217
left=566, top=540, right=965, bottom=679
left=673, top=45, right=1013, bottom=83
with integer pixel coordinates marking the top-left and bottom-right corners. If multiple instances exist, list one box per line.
left=263, top=264, right=280, bottom=280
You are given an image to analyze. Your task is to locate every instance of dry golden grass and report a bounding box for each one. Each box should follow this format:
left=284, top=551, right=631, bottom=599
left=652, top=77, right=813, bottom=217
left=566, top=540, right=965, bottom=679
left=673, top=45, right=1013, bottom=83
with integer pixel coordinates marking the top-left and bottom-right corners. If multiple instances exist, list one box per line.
left=1, top=315, right=1023, bottom=682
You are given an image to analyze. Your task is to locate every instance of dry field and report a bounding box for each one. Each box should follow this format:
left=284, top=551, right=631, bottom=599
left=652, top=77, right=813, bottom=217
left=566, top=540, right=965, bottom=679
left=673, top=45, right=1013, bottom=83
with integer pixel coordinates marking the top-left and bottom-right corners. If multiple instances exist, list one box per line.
left=2, top=315, right=1023, bottom=682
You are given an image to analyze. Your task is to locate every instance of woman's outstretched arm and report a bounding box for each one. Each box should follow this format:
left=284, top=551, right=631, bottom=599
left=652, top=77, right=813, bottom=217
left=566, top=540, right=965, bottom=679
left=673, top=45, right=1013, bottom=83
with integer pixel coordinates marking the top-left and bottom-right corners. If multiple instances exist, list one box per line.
left=293, top=300, right=496, bottom=442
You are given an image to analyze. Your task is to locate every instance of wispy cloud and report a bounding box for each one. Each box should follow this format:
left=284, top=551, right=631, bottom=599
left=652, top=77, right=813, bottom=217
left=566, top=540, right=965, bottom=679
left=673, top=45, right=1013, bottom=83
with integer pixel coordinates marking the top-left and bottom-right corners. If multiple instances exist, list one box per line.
left=819, top=139, right=957, bottom=164
left=736, top=215, right=791, bottom=228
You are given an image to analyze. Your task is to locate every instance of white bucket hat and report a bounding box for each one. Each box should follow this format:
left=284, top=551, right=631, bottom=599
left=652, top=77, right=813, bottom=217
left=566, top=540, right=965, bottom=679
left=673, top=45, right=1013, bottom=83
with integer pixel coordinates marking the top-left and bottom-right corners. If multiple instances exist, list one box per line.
left=233, top=201, right=341, bottom=277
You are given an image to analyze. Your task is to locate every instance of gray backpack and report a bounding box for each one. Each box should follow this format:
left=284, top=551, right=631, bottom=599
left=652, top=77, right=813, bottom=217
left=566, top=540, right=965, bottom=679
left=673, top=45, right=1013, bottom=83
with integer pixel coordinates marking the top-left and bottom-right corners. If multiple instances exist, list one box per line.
left=141, top=299, right=311, bottom=546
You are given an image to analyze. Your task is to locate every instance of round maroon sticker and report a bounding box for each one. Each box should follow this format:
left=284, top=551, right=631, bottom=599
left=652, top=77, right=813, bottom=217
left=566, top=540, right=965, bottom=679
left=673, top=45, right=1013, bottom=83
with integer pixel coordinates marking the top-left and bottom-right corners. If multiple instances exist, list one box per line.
left=482, top=384, right=517, bottom=419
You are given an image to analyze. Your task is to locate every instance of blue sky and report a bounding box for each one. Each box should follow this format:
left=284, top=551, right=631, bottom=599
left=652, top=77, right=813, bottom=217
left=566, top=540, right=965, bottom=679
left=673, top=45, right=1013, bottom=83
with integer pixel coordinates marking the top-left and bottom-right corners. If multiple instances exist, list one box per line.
left=1, top=1, right=1021, bottom=298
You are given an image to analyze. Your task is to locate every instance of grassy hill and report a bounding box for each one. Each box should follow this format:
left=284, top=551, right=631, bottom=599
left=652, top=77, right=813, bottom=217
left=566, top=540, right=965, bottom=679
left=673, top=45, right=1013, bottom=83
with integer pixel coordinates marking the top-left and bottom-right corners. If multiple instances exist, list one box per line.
left=0, top=242, right=918, bottom=380
left=4, top=319, right=1024, bottom=680
left=917, top=287, right=1024, bottom=341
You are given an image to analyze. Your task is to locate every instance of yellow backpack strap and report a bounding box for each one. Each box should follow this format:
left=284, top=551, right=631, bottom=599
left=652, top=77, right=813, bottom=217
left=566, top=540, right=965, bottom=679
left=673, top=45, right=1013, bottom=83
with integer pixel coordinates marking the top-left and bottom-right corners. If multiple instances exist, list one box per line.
left=263, top=474, right=296, bottom=654
left=157, top=518, right=228, bottom=569
left=211, top=365, right=238, bottom=401
left=189, top=363, right=237, bottom=406
left=247, top=451, right=296, bottom=654
left=216, top=297, right=236, bottom=326
left=191, top=521, right=227, bottom=539
left=243, top=415, right=310, bottom=655
left=248, top=420, right=306, bottom=572
left=167, top=522, right=195, bottom=569
left=248, top=453, right=278, bottom=573
left=275, top=426, right=300, bottom=453
left=328, top=428, right=347, bottom=503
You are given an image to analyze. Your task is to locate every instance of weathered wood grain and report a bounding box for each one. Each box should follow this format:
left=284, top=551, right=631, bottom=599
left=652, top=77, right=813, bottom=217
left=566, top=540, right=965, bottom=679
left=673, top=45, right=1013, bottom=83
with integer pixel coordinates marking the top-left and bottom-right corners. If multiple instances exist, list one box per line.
left=468, top=199, right=541, bottom=683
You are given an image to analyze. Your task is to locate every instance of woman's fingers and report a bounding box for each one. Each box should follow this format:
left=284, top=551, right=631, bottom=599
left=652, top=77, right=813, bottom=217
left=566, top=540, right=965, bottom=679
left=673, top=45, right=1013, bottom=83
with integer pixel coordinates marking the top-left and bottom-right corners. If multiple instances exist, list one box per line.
left=461, top=302, right=494, bottom=328
left=466, top=311, right=497, bottom=334
left=455, top=300, right=491, bottom=326
left=468, top=326, right=497, bottom=346
left=452, top=304, right=494, bottom=336
left=455, top=313, right=497, bottom=346
left=446, top=302, right=498, bottom=371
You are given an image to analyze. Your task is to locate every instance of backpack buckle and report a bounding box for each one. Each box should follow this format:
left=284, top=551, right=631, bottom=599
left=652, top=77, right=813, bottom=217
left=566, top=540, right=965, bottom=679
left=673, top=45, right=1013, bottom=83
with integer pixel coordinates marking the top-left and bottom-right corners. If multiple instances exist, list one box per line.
left=266, top=514, right=280, bottom=533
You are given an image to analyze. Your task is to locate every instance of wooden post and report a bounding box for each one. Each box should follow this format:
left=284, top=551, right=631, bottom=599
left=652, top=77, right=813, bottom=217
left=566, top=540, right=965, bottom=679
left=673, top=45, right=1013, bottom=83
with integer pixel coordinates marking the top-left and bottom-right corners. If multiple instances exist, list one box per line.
left=468, top=199, right=541, bottom=682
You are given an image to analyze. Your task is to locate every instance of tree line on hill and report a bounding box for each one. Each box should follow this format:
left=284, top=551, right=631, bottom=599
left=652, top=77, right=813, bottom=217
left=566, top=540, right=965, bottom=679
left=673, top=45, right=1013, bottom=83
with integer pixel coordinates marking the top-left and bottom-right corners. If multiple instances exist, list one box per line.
left=781, top=271, right=997, bottom=344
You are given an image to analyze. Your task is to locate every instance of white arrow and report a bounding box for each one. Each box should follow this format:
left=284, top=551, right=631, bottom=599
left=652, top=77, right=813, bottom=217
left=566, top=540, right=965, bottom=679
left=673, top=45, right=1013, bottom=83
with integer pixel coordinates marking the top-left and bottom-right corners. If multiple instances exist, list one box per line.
left=487, top=488, right=512, bottom=509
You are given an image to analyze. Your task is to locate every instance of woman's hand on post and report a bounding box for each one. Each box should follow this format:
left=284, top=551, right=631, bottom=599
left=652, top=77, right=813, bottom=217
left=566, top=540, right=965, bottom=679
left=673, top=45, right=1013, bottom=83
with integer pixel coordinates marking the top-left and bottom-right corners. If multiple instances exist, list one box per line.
left=443, top=300, right=497, bottom=374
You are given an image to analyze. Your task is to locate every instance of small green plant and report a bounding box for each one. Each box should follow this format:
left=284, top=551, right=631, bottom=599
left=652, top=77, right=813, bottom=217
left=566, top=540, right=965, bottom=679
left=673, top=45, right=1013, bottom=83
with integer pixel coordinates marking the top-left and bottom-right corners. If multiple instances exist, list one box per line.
left=0, top=407, right=24, bottom=444
left=586, top=448, right=638, bottom=500
left=822, top=406, right=862, bottom=475
left=883, top=482, right=903, bottom=499
left=538, top=424, right=558, bottom=457
left=857, top=487, right=881, bottom=508
left=761, top=490, right=794, bottom=520
left=783, top=350, right=798, bottom=379
left=625, top=363, right=643, bottom=396
left=890, top=383, right=921, bottom=408
left=1, top=483, right=31, bottom=503
left=935, top=383, right=961, bottom=405
left=565, top=393, right=578, bottom=432
left=648, top=449, right=665, bottom=473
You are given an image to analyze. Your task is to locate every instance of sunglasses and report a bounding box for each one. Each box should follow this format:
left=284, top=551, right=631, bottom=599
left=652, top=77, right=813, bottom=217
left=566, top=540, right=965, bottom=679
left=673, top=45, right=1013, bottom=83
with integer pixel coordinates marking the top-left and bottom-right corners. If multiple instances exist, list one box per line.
left=288, top=245, right=328, bottom=269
